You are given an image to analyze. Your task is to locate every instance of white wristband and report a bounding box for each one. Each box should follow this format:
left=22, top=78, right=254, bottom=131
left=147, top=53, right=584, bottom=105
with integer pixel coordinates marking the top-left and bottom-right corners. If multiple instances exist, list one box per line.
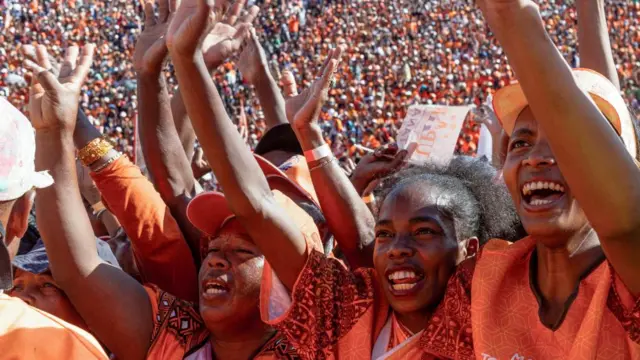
left=304, top=143, right=332, bottom=162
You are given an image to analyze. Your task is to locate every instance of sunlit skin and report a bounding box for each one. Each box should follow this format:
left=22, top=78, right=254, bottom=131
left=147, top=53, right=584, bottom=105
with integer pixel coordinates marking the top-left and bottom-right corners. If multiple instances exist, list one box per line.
left=373, top=180, right=472, bottom=333
left=9, top=269, right=88, bottom=330
left=198, top=219, right=275, bottom=348
left=502, top=106, right=605, bottom=326
left=502, top=107, right=593, bottom=246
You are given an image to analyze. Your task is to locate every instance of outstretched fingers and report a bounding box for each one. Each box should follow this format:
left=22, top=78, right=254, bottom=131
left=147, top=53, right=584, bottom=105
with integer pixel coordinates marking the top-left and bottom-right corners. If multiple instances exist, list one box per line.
left=71, top=44, right=96, bottom=84
left=237, top=5, right=259, bottom=24
left=143, top=0, right=156, bottom=28
left=223, top=0, right=246, bottom=25
left=59, top=46, right=79, bottom=78
left=24, top=58, right=61, bottom=94
left=158, top=0, right=170, bottom=22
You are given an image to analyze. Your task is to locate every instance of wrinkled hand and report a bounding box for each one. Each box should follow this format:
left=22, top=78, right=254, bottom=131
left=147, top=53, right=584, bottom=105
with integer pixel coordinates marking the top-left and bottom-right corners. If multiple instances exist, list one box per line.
left=24, top=44, right=95, bottom=132
left=350, top=144, right=407, bottom=196
left=286, top=47, right=342, bottom=134
left=133, top=0, right=177, bottom=74
left=237, top=27, right=269, bottom=84
left=202, top=0, right=259, bottom=69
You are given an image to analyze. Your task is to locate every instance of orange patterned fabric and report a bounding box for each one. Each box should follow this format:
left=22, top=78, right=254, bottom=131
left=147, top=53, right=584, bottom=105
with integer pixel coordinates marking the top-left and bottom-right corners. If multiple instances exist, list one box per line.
left=421, top=237, right=640, bottom=359
left=260, top=250, right=453, bottom=359
left=143, top=285, right=299, bottom=359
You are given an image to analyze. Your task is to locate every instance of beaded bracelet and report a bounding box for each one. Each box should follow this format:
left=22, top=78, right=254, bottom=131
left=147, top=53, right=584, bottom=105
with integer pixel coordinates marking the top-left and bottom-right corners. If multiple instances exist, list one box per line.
left=92, top=152, right=123, bottom=173
left=78, top=137, right=114, bottom=167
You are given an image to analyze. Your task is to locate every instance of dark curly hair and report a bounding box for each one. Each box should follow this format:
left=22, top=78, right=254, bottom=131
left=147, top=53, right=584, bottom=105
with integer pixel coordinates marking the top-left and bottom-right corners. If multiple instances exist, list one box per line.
left=374, top=156, right=525, bottom=244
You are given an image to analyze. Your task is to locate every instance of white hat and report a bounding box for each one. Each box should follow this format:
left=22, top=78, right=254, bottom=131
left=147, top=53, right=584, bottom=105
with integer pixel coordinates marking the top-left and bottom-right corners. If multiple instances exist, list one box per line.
left=0, top=97, right=54, bottom=201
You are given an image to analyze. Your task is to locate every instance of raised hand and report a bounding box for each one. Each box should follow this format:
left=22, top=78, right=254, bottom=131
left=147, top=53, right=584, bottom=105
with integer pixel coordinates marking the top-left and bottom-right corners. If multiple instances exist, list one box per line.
left=285, top=47, right=342, bottom=134
left=22, top=44, right=61, bottom=76
left=133, top=0, right=177, bottom=74
left=202, top=0, right=259, bottom=69
left=350, top=144, right=407, bottom=196
left=470, top=104, right=501, bottom=138
left=237, top=27, right=269, bottom=84
left=166, top=0, right=215, bottom=57
left=24, top=44, right=95, bottom=131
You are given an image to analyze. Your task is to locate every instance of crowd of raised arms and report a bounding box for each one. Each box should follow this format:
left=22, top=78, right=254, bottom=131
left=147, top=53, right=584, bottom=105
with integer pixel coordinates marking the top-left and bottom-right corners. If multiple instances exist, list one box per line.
left=0, top=0, right=639, bottom=359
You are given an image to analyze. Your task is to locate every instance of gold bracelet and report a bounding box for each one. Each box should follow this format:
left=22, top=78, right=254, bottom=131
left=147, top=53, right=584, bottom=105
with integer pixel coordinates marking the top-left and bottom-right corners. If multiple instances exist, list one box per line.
left=78, top=137, right=114, bottom=167
left=309, top=156, right=336, bottom=172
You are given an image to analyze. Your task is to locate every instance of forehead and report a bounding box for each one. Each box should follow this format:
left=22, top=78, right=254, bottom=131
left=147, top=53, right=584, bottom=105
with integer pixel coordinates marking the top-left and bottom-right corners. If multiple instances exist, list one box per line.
left=512, top=106, right=538, bottom=133
left=208, top=220, right=254, bottom=247
left=379, top=180, right=451, bottom=221
left=14, top=268, right=53, bottom=281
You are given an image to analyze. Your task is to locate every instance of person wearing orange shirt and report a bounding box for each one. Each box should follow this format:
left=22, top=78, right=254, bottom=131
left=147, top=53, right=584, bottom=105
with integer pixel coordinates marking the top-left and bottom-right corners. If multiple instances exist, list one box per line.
left=421, top=1, right=640, bottom=358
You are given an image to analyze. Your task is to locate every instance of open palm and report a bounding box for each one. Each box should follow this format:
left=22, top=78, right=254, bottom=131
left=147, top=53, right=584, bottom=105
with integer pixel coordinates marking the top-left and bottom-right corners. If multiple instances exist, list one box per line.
left=237, top=28, right=269, bottom=85
left=133, top=0, right=176, bottom=74
left=25, top=45, right=95, bottom=131
left=285, top=47, right=342, bottom=133
left=202, top=0, right=259, bottom=69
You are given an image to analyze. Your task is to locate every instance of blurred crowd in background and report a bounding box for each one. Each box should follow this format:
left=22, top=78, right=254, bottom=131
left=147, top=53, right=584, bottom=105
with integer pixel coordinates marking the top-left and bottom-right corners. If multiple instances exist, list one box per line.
left=1, top=0, right=639, bottom=160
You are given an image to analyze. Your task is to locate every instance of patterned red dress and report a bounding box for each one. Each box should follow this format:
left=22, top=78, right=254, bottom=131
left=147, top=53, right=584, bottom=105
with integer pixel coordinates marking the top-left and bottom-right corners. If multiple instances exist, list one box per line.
left=259, top=249, right=455, bottom=359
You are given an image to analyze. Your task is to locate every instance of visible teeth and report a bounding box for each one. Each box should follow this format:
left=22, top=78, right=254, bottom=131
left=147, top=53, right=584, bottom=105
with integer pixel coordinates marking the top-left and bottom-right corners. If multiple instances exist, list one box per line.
left=391, top=283, right=417, bottom=291
left=530, top=199, right=553, bottom=206
left=205, top=288, right=227, bottom=295
left=521, top=181, right=566, bottom=195
left=388, top=271, right=417, bottom=281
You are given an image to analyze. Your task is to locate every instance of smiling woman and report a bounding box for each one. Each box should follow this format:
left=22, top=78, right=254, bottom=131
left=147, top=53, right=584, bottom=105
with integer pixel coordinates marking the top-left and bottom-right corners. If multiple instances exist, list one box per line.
left=260, top=157, right=523, bottom=359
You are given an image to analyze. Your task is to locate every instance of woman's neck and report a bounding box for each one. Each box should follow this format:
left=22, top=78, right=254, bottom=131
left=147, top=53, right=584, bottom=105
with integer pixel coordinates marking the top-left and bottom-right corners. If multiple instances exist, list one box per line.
left=534, top=225, right=603, bottom=306
left=395, top=307, right=433, bottom=335
left=207, top=315, right=276, bottom=360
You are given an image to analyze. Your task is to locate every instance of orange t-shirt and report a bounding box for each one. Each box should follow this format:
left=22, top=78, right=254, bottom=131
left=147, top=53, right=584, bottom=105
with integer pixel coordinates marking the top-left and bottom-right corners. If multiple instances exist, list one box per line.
left=420, top=237, right=640, bottom=359
left=0, top=294, right=108, bottom=359
left=260, top=250, right=443, bottom=359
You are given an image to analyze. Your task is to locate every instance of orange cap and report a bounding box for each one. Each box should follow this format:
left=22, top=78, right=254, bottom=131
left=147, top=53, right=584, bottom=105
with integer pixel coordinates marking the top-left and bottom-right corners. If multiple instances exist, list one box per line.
left=493, top=68, right=636, bottom=156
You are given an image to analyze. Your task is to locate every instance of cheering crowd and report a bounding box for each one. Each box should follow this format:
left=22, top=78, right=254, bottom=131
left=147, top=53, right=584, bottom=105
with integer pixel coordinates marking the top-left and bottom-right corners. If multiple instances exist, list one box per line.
left=1, top=0, right=640, bottom=359
left=2, top=0, right=639, bottom=162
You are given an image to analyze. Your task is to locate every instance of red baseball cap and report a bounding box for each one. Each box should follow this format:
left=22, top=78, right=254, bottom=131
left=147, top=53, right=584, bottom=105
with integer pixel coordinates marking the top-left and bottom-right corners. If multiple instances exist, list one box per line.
left=186, top=154, right=323, bottom=256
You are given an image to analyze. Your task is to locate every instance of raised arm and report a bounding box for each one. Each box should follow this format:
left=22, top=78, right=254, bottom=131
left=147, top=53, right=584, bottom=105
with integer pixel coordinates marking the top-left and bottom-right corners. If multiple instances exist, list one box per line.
left=237, top=26, right=289, bottom=130
left=479, top=0, right=640, bottom=293
left=576, top=0, right=620, bottom=89
left=27, top=44, right=153, bottom=360
left=166, top=0, right=309, bottom=289
left=285, top=50, right=392, bottom=269
left=134, top=0, right=203, bottom=262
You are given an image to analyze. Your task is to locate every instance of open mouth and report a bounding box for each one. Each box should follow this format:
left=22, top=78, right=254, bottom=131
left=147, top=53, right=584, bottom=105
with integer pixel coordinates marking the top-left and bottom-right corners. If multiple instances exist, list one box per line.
left=386, top=268, right=425, bottom=295
left=521, top=181, right=566, bottom=207
left=202, top=274, right=230, bottom=297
